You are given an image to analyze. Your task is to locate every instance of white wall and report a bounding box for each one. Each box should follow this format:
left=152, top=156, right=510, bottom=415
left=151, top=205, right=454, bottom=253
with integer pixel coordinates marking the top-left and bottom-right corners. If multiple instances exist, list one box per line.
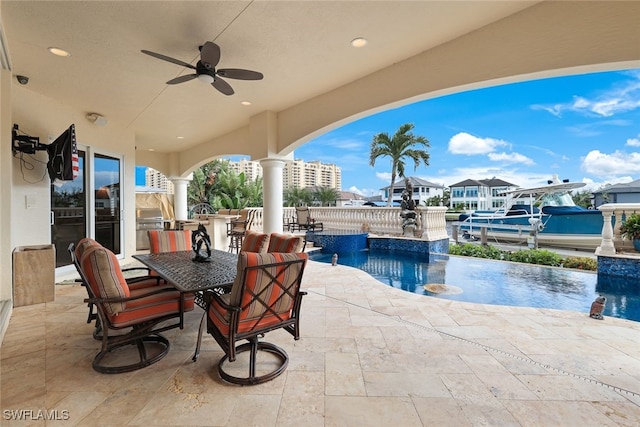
left=10, top=86, right=138, bottom=275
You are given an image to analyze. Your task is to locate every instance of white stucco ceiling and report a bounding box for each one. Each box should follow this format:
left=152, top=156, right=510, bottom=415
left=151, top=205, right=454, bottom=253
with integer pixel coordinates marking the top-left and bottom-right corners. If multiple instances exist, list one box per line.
left=2, top=1, right=540, bottom=155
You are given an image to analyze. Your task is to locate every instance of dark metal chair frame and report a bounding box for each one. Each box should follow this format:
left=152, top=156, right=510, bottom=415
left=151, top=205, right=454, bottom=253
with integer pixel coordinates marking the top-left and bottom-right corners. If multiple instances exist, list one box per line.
left=70, top=243, right=189, bottom=374
left=205, top=256, right=307, bottom=385
left=290, top=206, right=324, bottom=232
left=69, top=243, right=163, bottom=339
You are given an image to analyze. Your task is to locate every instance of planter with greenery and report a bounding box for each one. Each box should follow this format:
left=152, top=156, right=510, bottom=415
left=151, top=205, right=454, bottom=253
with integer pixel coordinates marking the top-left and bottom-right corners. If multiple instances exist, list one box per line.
left=619, top=213, right=640, bottom=251
left=448, top=243, right=597, bottom=271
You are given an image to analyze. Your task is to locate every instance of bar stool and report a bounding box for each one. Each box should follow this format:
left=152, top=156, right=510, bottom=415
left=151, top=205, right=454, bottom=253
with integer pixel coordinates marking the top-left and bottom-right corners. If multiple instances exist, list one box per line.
left=226, top=209, right=255, bottom=253
left=228, top=232, right=243, bottom=253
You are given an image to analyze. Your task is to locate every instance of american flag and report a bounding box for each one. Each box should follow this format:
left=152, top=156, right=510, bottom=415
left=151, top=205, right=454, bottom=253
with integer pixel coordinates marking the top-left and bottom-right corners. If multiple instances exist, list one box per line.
left=70, top=124, right=79, bottom=180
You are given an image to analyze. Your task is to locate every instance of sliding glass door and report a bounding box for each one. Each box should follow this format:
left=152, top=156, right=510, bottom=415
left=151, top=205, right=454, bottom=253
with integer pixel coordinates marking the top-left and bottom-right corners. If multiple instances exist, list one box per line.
left=51, top=150, right=86, bottom=267
left=51, top=149, right=123, bottom=268
left=94, top=153, right=121, bottom=254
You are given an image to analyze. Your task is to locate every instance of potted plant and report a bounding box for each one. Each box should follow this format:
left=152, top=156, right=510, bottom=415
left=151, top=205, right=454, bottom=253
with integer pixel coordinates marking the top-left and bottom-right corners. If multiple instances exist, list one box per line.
left=619, top=213, right=640, bottom=251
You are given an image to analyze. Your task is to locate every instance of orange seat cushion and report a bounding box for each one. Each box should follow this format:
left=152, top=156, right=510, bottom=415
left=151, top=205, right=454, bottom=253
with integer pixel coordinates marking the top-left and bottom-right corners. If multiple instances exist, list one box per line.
left=80, top=245, right=194, bottom=324
left=109, top=287, right=194, bottom=328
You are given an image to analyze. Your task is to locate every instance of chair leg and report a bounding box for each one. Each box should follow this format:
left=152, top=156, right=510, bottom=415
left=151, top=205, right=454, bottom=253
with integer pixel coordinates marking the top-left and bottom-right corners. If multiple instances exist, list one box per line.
left=217, top=337, right=289, bottom=386
left=92, top=334, right=170, bottom=374
left=228, top=234, right=243, bottom=253
left=192, top=311, right=207, bottom=362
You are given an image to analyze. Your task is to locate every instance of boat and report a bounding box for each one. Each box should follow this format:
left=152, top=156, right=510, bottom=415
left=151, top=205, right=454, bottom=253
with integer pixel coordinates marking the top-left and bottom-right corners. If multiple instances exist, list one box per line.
left=456, top=176, right=604, bottom=250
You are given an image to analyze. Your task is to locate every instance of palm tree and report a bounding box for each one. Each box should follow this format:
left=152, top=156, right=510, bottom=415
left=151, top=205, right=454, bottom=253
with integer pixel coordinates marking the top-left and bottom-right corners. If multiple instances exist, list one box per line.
left=313, top=187, right=340, bottom=207
left=283, top=187, right=313, bottom=207
left=369, top=123, right=430, bottom=206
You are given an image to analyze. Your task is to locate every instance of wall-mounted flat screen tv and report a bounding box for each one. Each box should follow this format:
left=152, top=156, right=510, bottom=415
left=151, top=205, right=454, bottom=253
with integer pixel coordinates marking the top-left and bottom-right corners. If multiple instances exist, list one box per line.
left=47, top=124, right=78, bottom=186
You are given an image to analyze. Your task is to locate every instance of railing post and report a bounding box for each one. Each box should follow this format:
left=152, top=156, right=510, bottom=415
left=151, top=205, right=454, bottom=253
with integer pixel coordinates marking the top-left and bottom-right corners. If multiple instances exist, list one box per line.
left=596, top=208, right=615, bottom=255
left=597, top=203, right=640, bottom=255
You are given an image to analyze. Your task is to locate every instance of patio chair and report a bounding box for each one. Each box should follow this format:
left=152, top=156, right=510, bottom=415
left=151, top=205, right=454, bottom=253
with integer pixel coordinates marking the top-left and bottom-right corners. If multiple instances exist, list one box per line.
left=204, top=251, right=308, bottom=385
left=69, top=240, right=163, bottom=336
left=78, top=245, right=194, bottom=373
left=227, top=208, right=256, bottom=253
left=147, top=229, right=192, bottom=253
left=292, top=206, right=323, bottom=232
left=266, top=232, right=305, bottom=253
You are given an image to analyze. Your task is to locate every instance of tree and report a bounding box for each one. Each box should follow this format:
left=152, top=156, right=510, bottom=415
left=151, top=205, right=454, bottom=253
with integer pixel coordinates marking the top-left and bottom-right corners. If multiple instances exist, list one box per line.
left=187, top=159, right=264, bottom=210
left=369, top=123, right=430, bottom=206
left=424, top=188, right=450, bottom=207
left=283, top=187, right=313, bottom=207
left=187, top=161, right=223, bottom=207
left=313, top=187, right=340, bottom=207
left=572, top=190, right=593, bottom=209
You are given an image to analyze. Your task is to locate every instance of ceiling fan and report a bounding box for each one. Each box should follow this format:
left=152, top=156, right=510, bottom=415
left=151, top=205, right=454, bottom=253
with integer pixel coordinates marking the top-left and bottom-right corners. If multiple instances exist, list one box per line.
left=141, top=41, right=263, bottom=95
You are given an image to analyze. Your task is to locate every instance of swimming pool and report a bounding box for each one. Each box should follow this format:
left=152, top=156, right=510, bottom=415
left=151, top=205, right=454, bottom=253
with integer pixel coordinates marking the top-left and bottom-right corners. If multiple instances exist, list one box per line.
left=309, top=249, right=640, bottom=322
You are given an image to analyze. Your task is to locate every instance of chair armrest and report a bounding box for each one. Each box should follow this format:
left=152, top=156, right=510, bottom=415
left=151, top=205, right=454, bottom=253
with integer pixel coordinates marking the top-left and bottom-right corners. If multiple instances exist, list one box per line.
left=203, top=288, right=239, bottom=312
left=122, top=266, right=151, bottom=274
left=84, top=286, right=180, bottom=305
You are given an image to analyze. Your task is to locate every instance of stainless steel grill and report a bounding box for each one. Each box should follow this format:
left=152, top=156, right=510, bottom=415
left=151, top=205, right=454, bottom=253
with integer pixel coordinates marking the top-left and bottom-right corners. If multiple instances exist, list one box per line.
left=136, top=208, right=163, bottom=250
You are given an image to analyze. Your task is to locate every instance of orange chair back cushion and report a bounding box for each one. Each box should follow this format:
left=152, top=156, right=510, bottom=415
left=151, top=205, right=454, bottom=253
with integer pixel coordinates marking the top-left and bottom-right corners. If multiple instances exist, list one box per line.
left=80, top=246, right=130, bottom=315
left=74, top=237, right=101, bottom=261
left=148, top=230, right=192, bottom=253
left=267, top=233, right=304, bottom=253
left=241, top=230, right=269, bottom=253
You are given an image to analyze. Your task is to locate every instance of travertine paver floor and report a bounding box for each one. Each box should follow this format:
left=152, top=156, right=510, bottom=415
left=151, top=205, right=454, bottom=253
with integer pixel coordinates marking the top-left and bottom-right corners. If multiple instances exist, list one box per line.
left=3, top=259, right=640, bottom=426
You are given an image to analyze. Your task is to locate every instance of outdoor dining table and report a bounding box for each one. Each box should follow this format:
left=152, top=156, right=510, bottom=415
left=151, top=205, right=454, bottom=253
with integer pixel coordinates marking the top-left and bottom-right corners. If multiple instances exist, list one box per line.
left=133, top=249, right=238, bottom=361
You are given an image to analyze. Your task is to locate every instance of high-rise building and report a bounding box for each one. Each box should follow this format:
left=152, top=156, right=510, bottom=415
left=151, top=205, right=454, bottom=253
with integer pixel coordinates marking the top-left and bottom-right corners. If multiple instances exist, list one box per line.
left=282, top=159, right=341, bottom=190
left=145, top=168, right=175, bottom=194
left=144, top=158, right=341, bottom=194
left=228, top=158, right=341, bottom=190
left=227, top=158, right=263, bottom=182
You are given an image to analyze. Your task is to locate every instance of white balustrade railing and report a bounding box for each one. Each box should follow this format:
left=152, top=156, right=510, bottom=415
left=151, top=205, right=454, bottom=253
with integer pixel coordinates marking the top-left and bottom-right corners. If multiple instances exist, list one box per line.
left=597, top=203, right=640, bottom=256
left=249, top=206, right=449, bottom=241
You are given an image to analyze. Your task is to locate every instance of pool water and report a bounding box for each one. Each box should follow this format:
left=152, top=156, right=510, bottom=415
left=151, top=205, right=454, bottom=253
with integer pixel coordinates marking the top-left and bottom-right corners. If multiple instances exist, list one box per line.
left=309, top=249, right=640, bottom=322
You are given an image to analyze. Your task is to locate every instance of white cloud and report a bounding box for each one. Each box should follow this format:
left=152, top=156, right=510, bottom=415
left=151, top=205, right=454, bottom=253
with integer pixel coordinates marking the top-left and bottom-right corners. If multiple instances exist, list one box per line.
left=448, top=132, right=508, bottom=155
left=375, top=171, right=392, bottom=182
left=581, top=150, right=640, bottom=177
left=580, top=176, right=634, bottom=192
left=487, top=152, right=534, bottom=165
left=348, top=185, right=380, bottom=197
left=626, top=134, right=640, bottom=147
left=532, top=73, right=640, bottom=118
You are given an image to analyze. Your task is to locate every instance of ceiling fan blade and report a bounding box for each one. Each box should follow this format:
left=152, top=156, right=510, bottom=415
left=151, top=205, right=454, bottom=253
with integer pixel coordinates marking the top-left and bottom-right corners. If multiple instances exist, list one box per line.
left=217, top=68, right=264, bottom=80
left=141, top=50, right=196, bottom=70
left=200, top=41, right=221, bottom=68
left=212, top=77, right=234, bottom=95
left=166, top=74, right=197, bottom=85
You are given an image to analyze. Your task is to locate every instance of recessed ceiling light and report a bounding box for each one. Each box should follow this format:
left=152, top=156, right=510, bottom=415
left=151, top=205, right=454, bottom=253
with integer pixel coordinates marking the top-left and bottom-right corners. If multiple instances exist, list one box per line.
left=148, top=148, right=155, bottom=151
left=48, top=47, right=71, bottom=57
left=241, top=101, right=252, bottom=106
left=350, top=37, right=368, bottom=48
left=177, top=136, right=184, bottom=139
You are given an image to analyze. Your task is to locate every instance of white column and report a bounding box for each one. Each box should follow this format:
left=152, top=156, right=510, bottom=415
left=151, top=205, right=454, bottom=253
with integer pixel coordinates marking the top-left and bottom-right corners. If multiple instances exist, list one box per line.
left=170, top=178, right=192, bottom=221
left=260, top=158, right=286, bottom=234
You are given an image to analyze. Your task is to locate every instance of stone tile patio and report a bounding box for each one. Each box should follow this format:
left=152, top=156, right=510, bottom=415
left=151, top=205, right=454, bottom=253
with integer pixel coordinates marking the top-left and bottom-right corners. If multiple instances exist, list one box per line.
left=3, top=259, right=640, bottom=426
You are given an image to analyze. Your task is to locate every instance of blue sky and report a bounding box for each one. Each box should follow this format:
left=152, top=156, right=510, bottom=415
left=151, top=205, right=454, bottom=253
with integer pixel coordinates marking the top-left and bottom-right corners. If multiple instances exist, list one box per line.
left=138, top=68, right=640, bottom=196
left=294, top=68, right=640, bottom=196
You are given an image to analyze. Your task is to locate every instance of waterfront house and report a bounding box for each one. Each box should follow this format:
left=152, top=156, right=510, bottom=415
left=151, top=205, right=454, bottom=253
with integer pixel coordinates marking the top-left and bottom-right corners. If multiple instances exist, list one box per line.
left=380, top=177, right=445, bottom=206
left=449, top=178, right=518, bottom=212
left=593, top=179, right=640, bottom=207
